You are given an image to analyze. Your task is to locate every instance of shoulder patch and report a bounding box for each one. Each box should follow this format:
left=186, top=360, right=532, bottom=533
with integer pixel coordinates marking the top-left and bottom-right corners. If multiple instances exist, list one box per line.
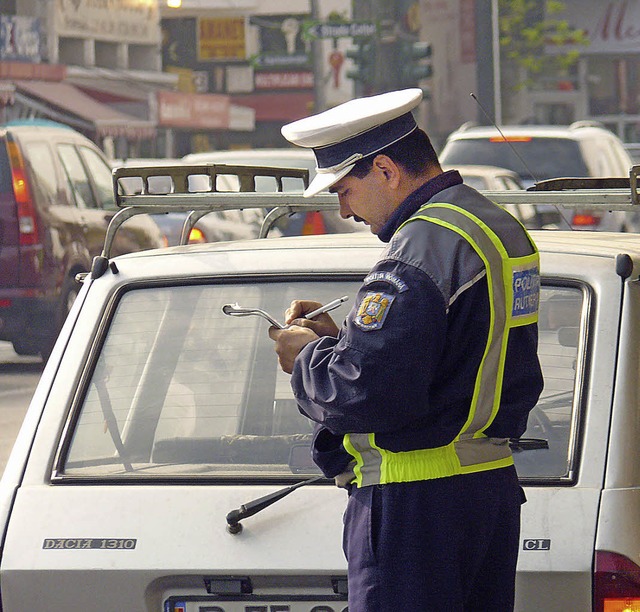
left=354, top=291, right=396, bottom=331
left=363, top=271, right=408, bottom=293
left=512, top=264, right=540, bottom=320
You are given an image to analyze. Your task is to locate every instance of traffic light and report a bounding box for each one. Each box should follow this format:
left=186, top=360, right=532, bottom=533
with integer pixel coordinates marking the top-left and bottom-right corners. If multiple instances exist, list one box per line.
left=345, top=40, right=375, bottom=85
left=398, top=40, right=432, bottom=87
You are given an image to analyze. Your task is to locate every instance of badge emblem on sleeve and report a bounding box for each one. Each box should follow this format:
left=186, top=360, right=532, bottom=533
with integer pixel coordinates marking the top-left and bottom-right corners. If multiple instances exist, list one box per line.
left=355, top=291, right=395, bottom=331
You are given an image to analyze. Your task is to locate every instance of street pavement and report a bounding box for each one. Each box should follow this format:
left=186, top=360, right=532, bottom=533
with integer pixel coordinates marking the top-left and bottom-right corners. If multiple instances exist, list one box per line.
left=0, top=343, right=43, bottom=476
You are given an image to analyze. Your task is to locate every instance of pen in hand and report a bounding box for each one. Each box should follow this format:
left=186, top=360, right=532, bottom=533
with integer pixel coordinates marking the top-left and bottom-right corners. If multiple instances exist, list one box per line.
left=301, top=295, right=349, bottom=321
left=222, top=296, right=349, bottom=329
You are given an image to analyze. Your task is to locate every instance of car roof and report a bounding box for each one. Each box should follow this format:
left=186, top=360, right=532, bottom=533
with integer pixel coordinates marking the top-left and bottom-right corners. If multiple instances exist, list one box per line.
left=445, top=123, right=618, bottom=141
left=0, top=121, right=85, bottom=137
left=183, top=148, right=316, bottom=165
left=2, top=119, right=74, bottom=130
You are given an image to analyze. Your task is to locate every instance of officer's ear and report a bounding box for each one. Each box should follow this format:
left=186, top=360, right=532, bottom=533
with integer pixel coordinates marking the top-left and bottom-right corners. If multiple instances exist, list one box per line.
left=372, top=154, right=401, bottom=188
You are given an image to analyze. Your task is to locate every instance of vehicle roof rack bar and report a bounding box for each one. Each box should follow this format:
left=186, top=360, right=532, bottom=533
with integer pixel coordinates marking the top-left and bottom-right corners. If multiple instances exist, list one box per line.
left=102, top=193, right=341, bottom=257
left=113, top=163, right=310, bottom=206
left=103, top=164, right=640, bottom=258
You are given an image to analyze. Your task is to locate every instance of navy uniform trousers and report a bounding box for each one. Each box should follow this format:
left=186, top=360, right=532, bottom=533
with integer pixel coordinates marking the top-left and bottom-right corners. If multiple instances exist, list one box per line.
left=342, top=464, right=525, bottom=612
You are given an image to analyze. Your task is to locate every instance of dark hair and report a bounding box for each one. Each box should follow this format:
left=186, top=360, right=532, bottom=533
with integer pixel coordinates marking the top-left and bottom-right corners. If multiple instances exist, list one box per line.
left=349, top=128, right=440, bottom=179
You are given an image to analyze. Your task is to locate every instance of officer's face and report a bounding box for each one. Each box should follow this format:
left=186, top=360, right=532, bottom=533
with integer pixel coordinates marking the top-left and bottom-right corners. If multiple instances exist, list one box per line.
left=330, top=157, right=400, bottom=235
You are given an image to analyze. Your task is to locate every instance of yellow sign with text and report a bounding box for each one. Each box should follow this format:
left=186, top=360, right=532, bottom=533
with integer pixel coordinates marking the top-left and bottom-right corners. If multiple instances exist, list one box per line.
left=198, top=17, right=246, bottom=61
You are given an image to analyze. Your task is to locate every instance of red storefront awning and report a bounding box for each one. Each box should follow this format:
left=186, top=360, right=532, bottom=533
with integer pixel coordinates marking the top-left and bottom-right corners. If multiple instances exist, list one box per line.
left=14, top=80, right=155, bottom=139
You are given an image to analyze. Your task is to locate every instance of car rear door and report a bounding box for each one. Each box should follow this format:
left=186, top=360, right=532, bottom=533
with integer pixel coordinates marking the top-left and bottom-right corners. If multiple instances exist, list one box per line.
left=514, top=249, right=620, bottom=610
left=57, top=140, right=162, bottom=258
left=78, top=145, right=163, bottom=252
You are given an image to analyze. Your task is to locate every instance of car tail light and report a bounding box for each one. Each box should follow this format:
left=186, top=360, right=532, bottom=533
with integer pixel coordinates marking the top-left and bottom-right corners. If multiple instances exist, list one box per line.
left=572, top=212, right=601, bottom=228
left=6, top=139, right=39, bottom=246
left=188, top=227, right=206, bottom=243
left=594, top=550, right=640, bottom=611
left=302, top=211, right=326, bottom=235
left=489, top=136, right=532, bottom=142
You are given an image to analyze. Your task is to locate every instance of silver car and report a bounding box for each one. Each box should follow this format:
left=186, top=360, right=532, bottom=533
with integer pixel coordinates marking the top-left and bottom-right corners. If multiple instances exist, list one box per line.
left=0, top=165, right=639, bottom=611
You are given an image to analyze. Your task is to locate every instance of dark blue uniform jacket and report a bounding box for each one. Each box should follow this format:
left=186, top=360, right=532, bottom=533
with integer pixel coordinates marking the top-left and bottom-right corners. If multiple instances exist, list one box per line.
left=291, top=170, right=544, bottom=478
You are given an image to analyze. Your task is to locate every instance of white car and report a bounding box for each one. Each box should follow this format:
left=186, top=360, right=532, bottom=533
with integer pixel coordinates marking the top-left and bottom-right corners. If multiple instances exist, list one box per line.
left=442, top=163, right=524, bottom=191
left=440, top=122, right=638, bottom=231
left=1, top=164, right=640, bottom=611
left=442, top=164, right=547, bottom=229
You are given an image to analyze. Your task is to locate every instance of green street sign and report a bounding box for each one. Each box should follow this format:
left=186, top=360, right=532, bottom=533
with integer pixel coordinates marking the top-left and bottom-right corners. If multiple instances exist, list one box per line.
left=303, top=21, right=378, bottom=40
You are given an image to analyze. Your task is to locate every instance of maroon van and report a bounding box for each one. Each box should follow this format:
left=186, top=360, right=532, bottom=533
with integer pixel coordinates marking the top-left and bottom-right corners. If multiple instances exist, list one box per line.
left=0, top=120, right=163, bottom=359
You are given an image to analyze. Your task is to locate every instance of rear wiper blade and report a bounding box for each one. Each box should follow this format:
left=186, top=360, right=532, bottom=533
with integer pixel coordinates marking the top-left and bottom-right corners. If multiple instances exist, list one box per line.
left=226, top=475, right=324, bottom=534
left=509, top=437, right=549, bottom=451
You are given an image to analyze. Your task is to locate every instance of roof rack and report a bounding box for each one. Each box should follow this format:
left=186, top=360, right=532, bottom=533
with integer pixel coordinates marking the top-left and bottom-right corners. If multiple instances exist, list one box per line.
left=98, top=163, right=640, bottom=269
left=104, top=163, right=339, bottom=259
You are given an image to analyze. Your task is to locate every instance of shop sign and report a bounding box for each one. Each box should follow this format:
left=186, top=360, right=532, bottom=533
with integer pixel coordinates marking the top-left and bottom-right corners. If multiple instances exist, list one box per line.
left=55, top=0, right=159, bottom=45
left=251, top=14, right=311, bottom=71
left=198, top=17, right=246, bottom=61
left=0, top=61, right=65, bottom=81
left=459, top=0, right=476, bottom=63
left=156, top=90, right=231, bottom=130
left=554, top=0, right=640, bottom=54
left=0, top=16, right=41, bottom=63
left=254, top=71, right=314, bottom=90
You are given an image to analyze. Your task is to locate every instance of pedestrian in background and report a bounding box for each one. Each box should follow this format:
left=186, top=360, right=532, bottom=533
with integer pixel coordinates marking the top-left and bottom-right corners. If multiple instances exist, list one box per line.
left=269, top=88, right=544, bottom=612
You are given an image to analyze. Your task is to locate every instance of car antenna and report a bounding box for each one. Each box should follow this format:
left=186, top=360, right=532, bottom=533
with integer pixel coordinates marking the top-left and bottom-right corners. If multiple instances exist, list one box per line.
left=470, top=92, right=574, bottom=230
left=470, top=93, right=539, bottom=184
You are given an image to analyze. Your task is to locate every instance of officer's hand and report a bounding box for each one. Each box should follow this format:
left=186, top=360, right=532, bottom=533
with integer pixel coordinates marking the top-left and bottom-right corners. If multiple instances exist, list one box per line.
left=269, top=325, right=318, bottom=374
left=285, top=300, right=340, bottom=337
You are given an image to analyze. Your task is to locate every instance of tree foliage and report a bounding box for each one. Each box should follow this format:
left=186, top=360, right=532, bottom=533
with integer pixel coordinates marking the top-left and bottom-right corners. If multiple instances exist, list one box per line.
left=499, top=0, right=589, bottom=82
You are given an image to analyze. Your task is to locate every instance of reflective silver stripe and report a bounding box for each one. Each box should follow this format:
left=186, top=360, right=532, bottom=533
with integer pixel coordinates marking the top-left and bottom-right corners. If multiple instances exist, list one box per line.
left=348, top=433, right=383, bottom=487
left=455, top=436, right=511, bottom=466
left=420, top=205, right=507, bottom=440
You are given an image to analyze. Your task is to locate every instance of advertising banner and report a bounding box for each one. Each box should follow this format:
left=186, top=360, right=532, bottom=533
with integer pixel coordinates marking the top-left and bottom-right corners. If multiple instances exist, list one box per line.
left=55, top=0, right=160, bottom=45
left=156, top=90, right=231, bottom=129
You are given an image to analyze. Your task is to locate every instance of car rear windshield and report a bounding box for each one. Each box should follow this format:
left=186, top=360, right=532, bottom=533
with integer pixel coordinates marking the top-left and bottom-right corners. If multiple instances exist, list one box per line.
left=58, top=281, right=584, bottom=483
left=441, top=138, right=590, bottom=182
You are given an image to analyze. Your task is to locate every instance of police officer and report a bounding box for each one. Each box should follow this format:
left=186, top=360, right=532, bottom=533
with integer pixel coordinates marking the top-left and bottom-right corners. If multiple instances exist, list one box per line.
left=269, top=89, right=543, bottom=612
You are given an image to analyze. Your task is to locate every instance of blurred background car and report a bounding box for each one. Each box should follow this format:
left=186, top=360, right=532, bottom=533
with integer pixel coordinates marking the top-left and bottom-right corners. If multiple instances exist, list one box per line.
left=624, top=143, right=640, bottom=164
left=439, top=122, right=637, bottom=231
left=117, top=150, right=365, bottom=246
left=182, top=148, right=365, bottom=238
left=443, top=163, right=524, bottom=191
left=442, top=163, right=544, bottom=229
left=0, top=120, right=164, bottom=360
left=114, top=157, right=267, bottom=246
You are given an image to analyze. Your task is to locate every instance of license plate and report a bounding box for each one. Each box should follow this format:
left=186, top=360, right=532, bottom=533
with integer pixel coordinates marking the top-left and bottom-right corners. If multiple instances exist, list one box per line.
left=164, top=596, right=348, bottom=612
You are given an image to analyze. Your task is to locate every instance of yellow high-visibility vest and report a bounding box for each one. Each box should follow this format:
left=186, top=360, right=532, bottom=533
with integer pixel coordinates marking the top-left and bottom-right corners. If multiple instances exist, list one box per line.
left=343, top=202, right=540, bottom=488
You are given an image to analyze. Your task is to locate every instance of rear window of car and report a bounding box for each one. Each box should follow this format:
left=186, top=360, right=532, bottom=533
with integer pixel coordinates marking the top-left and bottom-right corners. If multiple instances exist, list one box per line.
left=23, top=142, right=60, bottom=206
left=57, top=280, right=585, bottom=483
left=441, top=137, right=590, bottom=182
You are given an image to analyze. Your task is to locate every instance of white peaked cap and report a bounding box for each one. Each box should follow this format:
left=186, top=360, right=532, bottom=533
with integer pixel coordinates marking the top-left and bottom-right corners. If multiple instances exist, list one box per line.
left=281, top=88, right=423, bottom=197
